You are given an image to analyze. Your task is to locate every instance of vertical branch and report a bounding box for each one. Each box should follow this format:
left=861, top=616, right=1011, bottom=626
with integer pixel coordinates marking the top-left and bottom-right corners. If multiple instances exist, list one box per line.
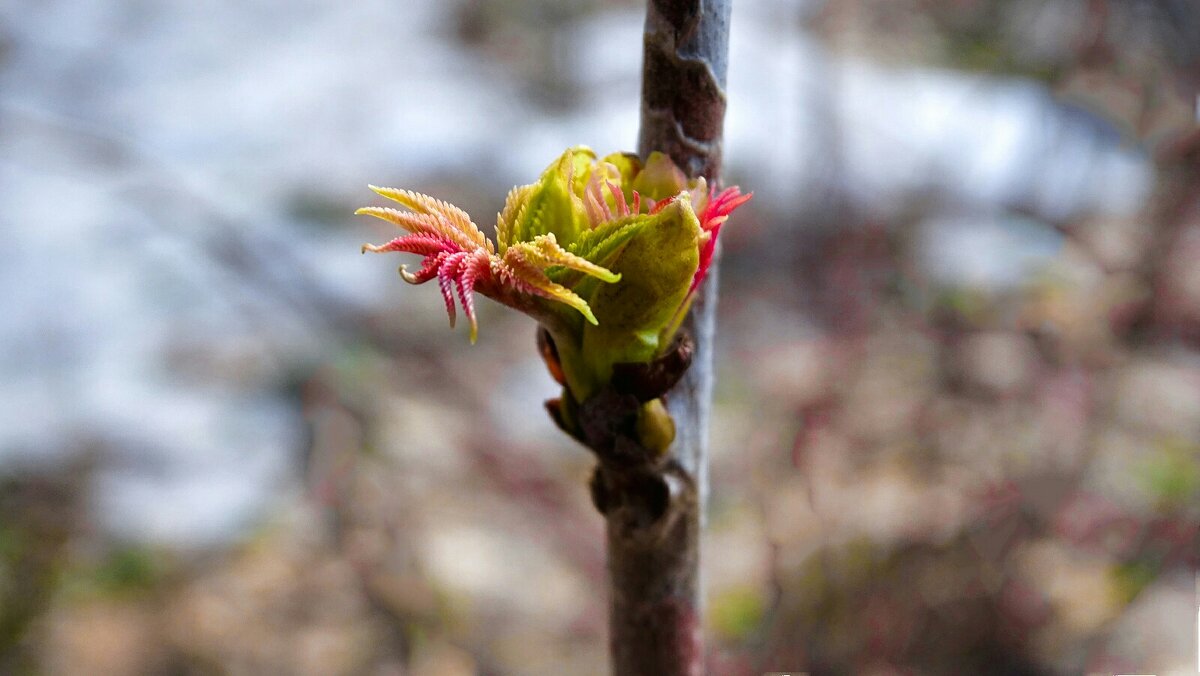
left=638, top=0, right=732, bottom=488
left=602, top=2, right=732, bottom=675
left=639, top=0, right=732, bottom=184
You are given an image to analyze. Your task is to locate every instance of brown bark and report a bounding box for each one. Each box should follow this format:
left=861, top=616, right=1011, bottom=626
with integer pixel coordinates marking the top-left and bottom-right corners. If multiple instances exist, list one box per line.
left=596, top=2, right=733, bottom=674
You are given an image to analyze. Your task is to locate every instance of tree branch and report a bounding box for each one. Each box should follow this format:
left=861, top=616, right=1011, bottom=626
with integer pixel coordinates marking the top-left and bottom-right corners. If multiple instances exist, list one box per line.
left=599, top=2, right=733, bottom=674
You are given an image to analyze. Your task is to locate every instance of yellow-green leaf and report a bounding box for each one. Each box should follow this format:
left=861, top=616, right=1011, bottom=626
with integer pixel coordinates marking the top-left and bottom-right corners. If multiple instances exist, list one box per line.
left=513, top=148, right=590, bottom=246
left=580, top=195, right=700, bottom=382
left=631, top=151, right=687, bottom=202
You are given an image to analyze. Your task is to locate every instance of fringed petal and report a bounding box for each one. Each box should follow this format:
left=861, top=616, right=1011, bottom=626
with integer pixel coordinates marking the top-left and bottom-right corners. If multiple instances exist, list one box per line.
left=690, top=187, right=752, bottom=292
left=496, top=183, right=534, bottom=253
left=363, top=187, right=488, bottom=251
left=361, top=232, right=458, bottom=256
left=607, top=180, right=628, bottom=216
left=356, top=206, right=480, bottom=253
left=399, top=251, right=450, bottom=284
left=437, top=271, right=456, bottom=327
left=501, top=249, right=598, bottom=324
left=515, top=234, right=620, bottom=283
left=584, top=187, right=609, bottom=228
left=435, top=252, right=468, bottom=328
left=457, top=255, right=488, bottom=343
left=370, top=186, right=481, bottom=239
left=701, top=187, right=753, bottom=232
left=649, top=195, right=675, bottom=215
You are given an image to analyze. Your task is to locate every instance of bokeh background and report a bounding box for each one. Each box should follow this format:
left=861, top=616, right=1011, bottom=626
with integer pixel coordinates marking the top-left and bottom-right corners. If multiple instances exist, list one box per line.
left=3, top=0, right=1199, bottom=673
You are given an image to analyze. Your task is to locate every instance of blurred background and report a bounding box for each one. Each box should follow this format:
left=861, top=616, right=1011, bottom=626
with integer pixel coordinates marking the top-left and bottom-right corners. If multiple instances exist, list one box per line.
left=2, top=0, right=1199, bottom=673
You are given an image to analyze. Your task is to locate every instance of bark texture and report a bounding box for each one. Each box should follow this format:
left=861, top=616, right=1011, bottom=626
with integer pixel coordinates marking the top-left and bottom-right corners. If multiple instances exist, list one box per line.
left=600, top=2, right=733, bottom=674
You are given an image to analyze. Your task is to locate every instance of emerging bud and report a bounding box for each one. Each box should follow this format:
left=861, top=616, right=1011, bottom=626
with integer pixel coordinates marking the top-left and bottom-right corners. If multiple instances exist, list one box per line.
left=360, top=146, right=752, bottom=418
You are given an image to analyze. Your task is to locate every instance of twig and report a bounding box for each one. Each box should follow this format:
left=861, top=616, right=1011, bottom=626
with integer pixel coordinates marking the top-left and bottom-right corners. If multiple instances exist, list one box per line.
left=598, top=2, right=733, bottom=674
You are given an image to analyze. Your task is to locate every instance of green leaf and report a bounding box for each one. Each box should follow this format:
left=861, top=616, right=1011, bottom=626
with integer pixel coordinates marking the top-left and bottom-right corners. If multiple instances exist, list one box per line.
left=567, top=213, right=649, bottom=268
left=512, top=148, right=590, bottom=247
left=495, top=183, right=534, bottom=253
left=602, top=151, right=642, bottom=182
left=710, top=585, right=765, bottom=641
left=569, top=146, right=599, bottom=197
left=580, top=195, right=700, bottom=385
left=631, top=151, right=687, bottom=202
left=601, top=151, right=643, bottom=206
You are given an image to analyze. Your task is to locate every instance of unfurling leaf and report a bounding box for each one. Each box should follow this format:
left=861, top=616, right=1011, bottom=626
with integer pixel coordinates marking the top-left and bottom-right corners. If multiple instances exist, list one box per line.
left=359, top=146, right=751, bottom=437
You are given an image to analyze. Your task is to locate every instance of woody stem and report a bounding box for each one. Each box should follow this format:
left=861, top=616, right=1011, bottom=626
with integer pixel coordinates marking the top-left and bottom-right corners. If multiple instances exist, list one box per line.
left=600, top=1, right=733, bottom=674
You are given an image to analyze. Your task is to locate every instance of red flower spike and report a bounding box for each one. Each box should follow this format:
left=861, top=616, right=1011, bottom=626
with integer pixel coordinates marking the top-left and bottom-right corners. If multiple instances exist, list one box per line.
left=691, top=186, right=752, bottom=293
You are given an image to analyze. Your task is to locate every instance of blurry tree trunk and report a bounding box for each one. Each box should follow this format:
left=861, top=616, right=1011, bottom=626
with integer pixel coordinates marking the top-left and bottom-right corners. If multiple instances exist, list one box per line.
left=601, top=2, right=732, bottom=674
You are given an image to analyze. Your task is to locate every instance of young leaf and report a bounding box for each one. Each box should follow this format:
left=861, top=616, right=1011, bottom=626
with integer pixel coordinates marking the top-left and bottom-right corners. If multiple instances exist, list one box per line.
left=581, top=196, right=701, bottom=381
